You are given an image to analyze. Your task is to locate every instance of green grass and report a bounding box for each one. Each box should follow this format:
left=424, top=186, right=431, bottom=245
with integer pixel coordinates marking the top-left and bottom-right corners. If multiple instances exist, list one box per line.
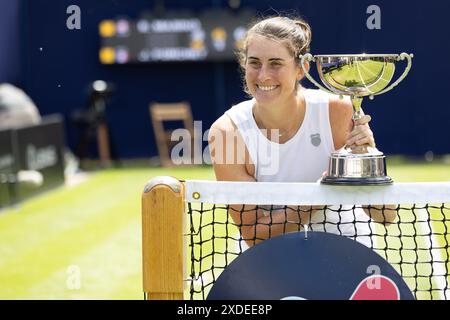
left=0, top=162, right=449, bottom=299
left=0, top=166, right=214, bottom=300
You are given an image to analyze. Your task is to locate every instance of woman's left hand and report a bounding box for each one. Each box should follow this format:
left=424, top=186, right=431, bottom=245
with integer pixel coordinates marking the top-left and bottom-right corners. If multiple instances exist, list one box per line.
left=345, top=115, right=375, bottom=149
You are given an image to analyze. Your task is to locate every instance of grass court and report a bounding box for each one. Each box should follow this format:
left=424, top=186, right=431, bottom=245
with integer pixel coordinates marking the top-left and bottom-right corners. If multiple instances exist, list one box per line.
left=1, top=161, right=449, bottom=299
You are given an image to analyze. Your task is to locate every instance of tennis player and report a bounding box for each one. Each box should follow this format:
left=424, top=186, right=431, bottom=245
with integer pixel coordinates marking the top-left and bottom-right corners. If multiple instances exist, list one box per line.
left=208, top=16, right=397, bottom=248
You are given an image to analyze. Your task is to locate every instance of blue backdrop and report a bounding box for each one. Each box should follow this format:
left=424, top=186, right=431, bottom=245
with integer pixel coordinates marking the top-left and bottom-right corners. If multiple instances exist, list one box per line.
left=1, top=0, right=449, bottom=158
left=0, top=0, right=21, bottom=84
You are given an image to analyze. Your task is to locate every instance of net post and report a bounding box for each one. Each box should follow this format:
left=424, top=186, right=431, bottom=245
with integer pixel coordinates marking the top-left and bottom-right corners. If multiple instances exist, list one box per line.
left=142, top=176, right=185, bottom=300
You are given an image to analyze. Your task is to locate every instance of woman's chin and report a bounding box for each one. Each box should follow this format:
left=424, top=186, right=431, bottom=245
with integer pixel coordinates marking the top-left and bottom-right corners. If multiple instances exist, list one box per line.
left=254, top=92, right=279, bottom=104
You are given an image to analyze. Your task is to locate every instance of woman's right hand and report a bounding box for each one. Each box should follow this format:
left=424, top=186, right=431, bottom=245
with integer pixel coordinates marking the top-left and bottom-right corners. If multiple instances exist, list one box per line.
left=346, top=115, right=375, bottom=153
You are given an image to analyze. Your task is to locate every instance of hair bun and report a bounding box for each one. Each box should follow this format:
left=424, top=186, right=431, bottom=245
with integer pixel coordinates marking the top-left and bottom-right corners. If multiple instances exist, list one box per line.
left=293, top=20, right=312, bottom=54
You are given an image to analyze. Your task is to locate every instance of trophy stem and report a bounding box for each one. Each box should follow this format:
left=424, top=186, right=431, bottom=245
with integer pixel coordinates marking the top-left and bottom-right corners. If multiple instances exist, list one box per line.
left=351, top=96, right=363, bottom=121
left=350, top=96, right=367, bottom=154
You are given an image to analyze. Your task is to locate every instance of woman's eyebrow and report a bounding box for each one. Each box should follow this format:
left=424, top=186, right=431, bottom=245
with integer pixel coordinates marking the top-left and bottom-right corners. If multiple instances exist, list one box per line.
left=247, top=57, right=285, bottom=61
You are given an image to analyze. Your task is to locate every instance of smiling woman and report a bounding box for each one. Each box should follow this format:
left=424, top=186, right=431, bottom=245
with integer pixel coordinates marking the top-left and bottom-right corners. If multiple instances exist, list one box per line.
left=207, top=15, right=388, bottom=249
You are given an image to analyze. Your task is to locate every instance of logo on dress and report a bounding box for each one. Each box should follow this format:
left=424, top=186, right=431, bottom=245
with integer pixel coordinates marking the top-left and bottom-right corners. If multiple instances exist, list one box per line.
left=310, top=133, right=321, bottom=147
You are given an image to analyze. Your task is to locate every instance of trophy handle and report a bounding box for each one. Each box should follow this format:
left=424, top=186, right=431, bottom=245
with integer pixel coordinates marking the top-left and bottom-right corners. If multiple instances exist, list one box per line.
left=300, top=54, right=336, bottom=96
left=372, top=52, right=413, bottom=98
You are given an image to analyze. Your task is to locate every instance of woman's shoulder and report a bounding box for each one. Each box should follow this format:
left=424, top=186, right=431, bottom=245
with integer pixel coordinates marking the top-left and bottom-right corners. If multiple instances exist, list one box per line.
left=210, top=113, right=236, bottom=133
left=327, top=94, right=354, bottom=149
left=227, top=99, right=254, bottom=114
left=303, top=88, right=353, bottom=135
left=328, top=94, right=353, bottom=118
left=211, top=99, right=253, bottom=132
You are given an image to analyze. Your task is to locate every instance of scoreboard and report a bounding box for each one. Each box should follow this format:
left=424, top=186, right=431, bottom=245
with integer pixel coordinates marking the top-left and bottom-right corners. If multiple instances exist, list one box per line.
left=99, top=9, right=255, bottom=64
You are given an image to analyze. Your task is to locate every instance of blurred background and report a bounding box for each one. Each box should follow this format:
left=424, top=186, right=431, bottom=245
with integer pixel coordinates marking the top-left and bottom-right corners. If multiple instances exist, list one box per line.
left=0, top=0, right=449, bottom=299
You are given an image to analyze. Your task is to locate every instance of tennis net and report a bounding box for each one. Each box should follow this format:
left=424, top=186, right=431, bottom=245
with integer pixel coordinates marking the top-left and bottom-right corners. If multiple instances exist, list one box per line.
left=142, top=177, right=450, bottom=300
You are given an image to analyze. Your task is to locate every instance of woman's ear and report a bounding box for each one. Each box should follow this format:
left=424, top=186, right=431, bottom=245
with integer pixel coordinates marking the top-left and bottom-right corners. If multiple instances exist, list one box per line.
left=297, top=61, right=310, bottom=81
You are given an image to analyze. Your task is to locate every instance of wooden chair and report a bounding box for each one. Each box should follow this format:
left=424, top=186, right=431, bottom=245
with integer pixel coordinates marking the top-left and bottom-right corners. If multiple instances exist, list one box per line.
left=149, top=102, right=194, bottom=167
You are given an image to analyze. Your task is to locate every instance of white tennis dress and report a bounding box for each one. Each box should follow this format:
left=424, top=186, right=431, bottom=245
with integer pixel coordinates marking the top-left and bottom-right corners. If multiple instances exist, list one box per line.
left=224, top=89, right=373, bottom=248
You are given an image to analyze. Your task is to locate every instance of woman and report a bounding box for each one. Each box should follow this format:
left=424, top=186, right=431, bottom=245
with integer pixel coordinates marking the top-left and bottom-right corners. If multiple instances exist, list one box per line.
left=208, top=16, right=396, bottom=248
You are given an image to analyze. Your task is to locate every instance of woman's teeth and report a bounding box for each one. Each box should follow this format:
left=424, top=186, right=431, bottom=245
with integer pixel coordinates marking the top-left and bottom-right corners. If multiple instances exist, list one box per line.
left=257, top=85, right=277, bottom=91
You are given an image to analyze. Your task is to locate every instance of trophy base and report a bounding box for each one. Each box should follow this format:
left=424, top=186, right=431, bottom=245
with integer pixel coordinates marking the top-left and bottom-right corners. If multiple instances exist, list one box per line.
left=321, top=175, right=393, bottom=185
left=321, top=147, right=393, bottom=186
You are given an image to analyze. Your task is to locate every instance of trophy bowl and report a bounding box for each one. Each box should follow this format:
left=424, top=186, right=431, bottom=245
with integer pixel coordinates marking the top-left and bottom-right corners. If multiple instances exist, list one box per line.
left=300, top=53, right=413, bottom=185
left=317, top=54, right=398, bottom=97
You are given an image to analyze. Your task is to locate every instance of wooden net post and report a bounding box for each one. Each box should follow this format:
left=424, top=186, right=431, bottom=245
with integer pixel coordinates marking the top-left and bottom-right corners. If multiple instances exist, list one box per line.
left=142, top=176, right=185, bottom=300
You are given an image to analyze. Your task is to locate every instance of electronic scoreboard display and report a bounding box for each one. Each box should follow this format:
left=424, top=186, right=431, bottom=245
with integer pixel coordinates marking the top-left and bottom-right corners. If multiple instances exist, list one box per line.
left=99, top=9, right=255, bottom=64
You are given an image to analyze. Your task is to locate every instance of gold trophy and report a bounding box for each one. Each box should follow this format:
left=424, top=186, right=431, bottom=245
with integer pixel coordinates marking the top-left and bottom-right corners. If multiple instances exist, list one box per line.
left=300, top=53, right=413, bottom=185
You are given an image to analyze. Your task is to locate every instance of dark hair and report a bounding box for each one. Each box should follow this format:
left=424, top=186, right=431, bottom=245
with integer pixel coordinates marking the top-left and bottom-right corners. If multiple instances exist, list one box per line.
left=236, top=15, right=312, bottom=94
left=237, top=15, right=312, bottom=68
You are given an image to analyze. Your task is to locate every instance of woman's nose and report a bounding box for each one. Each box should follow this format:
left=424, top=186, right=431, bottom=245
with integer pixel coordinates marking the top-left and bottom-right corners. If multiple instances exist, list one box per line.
left=257, top=65, right=271, bottom=82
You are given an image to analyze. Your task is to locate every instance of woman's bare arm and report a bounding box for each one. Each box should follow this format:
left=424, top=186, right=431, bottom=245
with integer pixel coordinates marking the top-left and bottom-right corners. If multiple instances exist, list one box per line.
left=208, top=115, right=314, bottom=247
left=329, top=96, right=397, bottom=224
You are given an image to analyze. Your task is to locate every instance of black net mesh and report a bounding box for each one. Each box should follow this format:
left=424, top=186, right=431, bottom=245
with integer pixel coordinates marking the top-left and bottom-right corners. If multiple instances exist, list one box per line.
left=186, top=202, right=450, bottom=300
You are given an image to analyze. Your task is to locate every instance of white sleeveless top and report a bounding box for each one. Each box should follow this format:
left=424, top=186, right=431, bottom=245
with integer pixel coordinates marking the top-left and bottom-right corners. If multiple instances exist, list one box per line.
left=225, top=89, right=334, bottom=182
left=224, top=89, right=373, bottom=248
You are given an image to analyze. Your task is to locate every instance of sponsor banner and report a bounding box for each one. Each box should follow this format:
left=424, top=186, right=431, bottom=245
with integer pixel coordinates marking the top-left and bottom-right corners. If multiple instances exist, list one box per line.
left=12, top=115, right=65, bottom=202
left=0, top=129, right=16, bottom=207
left=208, top=231, right=414, bottom=300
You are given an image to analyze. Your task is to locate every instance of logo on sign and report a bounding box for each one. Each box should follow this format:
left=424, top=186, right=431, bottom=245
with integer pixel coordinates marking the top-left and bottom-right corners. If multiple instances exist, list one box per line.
left=0, top=154, right=14, bottom=170
left=26, top=145, right=58, bottom=170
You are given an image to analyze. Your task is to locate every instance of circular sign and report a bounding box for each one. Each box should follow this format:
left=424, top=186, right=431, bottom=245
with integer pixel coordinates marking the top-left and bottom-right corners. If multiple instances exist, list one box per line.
left=207, top=231, right=414, bottom=300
